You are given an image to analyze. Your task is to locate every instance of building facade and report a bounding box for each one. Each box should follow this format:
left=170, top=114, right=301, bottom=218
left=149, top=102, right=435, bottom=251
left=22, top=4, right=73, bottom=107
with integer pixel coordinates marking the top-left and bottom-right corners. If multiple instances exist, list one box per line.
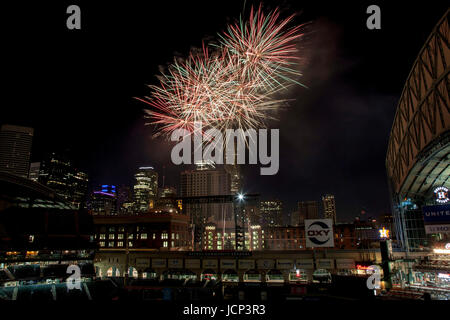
left=322, top=194, right=337, bottom=224
left=297, top=201, right=319, bottom=224
left=38, top=151, right=89, bottom=208
left=133, top=167, right=158, bottom=213
left=260, top=200, right=283, bottom=227
left=0, top=124, right=34, bottom=178
left=386, top=11, right=450, bottom=252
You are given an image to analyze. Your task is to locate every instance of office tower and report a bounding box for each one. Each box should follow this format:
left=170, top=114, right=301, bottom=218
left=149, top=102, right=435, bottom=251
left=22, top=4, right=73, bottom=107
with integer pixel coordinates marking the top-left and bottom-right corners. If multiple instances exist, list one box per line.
left=322, top=194, right=337, bottom=224
left=224, top=164, right=242, bottom=194
left=28, top=162, right=41, bottom=182
left=0, top=124, right=34, bottom=178
left=72, top=170, right=89, bottom=209
left=181, top=164, right=232, bottom=249
left=298, top=201, right=319, bottom=224
left=89, top=184, right=117, bottom=216
left=133, top=166, right=158, bottom=213
left=180, top=164, right=231, bottom=197
left=260, top=200, right=283, bottom=227
left=38, top=151, right=88, bottom=208
left=158, top=186, right=176, bottom=198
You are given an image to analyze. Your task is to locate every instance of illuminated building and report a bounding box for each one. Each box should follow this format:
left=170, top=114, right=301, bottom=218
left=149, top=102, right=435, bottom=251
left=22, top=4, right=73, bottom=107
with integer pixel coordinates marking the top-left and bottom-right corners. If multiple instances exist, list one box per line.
left=260, top=200, right=283, bottom=227
left=181, top=164, right=233, bottom=249
left=93, top=210, right=190, bottom=250
left=386, top=11, right=450, bottom=252
left=322, top=194, right=337, bottom=224
left=158, top=186, right=177, bottom=198
left=89, top=185, right=118, bottom=216
left=0, top=124, right=34, bottom=178
left=297, top=201, right=319, bottom=224
left=28, top=162, right=40, bottom=182
left=38, top=151, right=88, bottom=209
left=133, top=166, right=158, bottom=213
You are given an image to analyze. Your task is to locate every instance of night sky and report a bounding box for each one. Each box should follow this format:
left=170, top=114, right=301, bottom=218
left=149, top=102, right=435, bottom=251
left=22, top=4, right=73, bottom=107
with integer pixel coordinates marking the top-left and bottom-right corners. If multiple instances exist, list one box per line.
left=2, top=1, right=448, bottom=222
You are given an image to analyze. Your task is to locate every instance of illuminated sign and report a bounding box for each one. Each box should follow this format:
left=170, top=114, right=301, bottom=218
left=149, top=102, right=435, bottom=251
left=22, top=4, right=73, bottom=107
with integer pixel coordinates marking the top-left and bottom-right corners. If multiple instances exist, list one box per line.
left=433, top=248, right=450, bottom=254
left=422, top=204, right=450, bottom=234
left=379, top=227, right=390, bottom=239
left=434, top=186, right=449, bottom=204
left=356, top=265, right=374, bottom=270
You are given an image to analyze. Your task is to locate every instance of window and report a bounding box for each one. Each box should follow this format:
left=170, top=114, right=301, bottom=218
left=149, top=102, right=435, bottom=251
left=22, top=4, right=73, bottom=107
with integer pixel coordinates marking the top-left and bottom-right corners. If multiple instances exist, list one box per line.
left=108, top=227, right=115, bottom=232
left=117, top=241, right=124, bottom=247
left=99, top=234, right=106, bottom=240
left=117, top=234, right=124, bottom=239
left=171, top=233, right=175, bottom=239
left=100, top=241, right=105, bottom=247
left=161, top=233, right=168, bottom=240
left=108, top=242, right=114, bottom=247
left=128, top=234, right=134, bottom=239
left=163, top=241, right=168, bottom=248
left=109, top=234, right=115, bottom=240
left=171, top=241, right=174, bottom=247
left=153, top=233, right=156, bottom=240
left=141, top=233, right=147, bottom=240
left=128, top=241, right=133, bottom=247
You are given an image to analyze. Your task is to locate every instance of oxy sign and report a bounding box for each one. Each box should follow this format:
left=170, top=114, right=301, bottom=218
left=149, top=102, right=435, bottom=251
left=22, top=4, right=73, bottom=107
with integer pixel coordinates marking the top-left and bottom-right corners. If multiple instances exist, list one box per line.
left=305, top=219, right=334, bottom=248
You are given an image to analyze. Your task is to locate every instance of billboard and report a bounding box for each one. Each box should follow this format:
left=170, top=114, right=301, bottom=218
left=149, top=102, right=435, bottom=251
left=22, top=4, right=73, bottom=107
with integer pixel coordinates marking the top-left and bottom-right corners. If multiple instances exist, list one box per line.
left=422, top=204, right=450, bottom=234
left=305, top=219, right=334, bottom=248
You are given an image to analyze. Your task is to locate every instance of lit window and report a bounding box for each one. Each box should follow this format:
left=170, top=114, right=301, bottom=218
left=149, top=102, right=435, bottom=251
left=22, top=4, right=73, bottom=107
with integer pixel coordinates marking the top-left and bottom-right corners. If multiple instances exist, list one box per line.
left=141, top=233, right=147, bottom=239
left=99, top=234, right=106, bottom=240
left=153, top=233, right=156, bottom=239
left=171, top=241, right=174, bottom=247
left=108, top=242, right=114, bottom=247
left=128, top=234, right=134, bottom=239
left=117, top=234, right=124, bottom=239
left=109, top=234, right=115, bottom=240
left=100, top=241, right=105, bottom=247
left=128, top=241, right=133, bottom=247
left=163, top=241, right=168, bottom=247
left=117, top=242, right=124, bottom=247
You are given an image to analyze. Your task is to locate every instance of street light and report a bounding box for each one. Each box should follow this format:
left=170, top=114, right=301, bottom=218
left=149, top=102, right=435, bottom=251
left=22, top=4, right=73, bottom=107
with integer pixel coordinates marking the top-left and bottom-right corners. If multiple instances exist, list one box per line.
left=238, top=193, right=244, bottom=201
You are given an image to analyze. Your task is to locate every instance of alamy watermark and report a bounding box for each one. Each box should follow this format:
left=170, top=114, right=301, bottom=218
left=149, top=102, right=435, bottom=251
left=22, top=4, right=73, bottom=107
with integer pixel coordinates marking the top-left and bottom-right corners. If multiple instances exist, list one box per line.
left=170, top=122, right=279, bottom=175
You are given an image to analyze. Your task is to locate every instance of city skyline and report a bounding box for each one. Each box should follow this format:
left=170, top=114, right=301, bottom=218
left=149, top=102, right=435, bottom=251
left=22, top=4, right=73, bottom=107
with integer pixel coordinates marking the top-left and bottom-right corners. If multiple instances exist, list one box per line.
left=1, top=1, right=448, bottom=221
left=0, top=1, right=448, bottom=305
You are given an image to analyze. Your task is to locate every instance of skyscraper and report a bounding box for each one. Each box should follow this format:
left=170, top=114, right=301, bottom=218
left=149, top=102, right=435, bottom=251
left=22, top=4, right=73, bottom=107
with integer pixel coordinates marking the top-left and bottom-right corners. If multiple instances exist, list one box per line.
left=133, top=166, right=158, bottom=213
left=89, top=184, right=117, bottom=216
left=298, top=201, right=319, bottom=224
left=322, top=194, right=337, bottom=224
left=38, top=151, right=89, bottom=208
left=181, top=163, right=233, bottom=250
left=28, top=162, right=41, bottom=182
left=260, top=200, right=283, bottom=227
left=0, top=124, right=34, bottom=178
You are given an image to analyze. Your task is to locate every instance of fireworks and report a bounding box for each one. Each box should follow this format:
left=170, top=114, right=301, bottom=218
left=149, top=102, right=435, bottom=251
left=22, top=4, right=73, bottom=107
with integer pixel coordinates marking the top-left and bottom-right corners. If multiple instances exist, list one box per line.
left=138, top=5, right=306, bottom=138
